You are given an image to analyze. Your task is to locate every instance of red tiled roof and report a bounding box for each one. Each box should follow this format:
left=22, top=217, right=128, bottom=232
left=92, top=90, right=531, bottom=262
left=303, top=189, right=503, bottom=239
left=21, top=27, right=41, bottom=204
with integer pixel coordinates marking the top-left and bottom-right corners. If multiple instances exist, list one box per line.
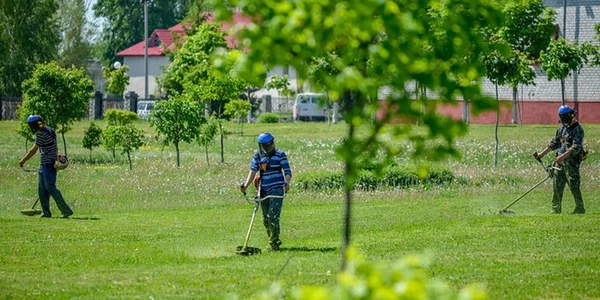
left=116, top=12, right=252, bottom=57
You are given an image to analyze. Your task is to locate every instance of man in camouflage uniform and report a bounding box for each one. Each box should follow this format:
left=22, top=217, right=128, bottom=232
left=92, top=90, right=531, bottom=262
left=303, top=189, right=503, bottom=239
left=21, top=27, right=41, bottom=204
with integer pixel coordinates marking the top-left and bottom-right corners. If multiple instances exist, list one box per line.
left=535, top=105, right=586, bottom=214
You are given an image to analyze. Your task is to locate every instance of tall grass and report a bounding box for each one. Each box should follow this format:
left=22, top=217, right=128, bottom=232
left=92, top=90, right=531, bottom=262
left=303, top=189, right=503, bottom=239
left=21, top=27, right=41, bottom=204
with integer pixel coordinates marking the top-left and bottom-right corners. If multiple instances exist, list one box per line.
left=0, top=120, right=599, bottom=299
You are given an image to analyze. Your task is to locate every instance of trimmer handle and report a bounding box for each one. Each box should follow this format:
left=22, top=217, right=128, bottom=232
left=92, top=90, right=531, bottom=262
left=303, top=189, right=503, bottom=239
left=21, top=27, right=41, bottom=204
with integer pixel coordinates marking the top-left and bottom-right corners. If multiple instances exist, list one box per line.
left=239, top=183, right=247, bottom=195
left=533, top=152, right=540, bottom=161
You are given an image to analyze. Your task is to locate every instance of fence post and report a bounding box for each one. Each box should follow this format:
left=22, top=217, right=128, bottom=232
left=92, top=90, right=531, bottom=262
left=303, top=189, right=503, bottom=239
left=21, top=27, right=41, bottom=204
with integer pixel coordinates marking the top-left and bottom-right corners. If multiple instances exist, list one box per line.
left=127, top=91, right=138, bottom=113
left=265, top=95, right=272, bottom=113
left=94, top=91, right=103, bottom=119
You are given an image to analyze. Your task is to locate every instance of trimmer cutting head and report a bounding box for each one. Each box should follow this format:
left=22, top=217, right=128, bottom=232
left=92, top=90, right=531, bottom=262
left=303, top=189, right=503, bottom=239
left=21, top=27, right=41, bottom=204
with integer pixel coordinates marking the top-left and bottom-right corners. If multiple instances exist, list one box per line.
left=236, top=246, right=261, bottom=256
left=21, top=208, right=42, bottom=216
left=498, top=209, right=516, bottom=216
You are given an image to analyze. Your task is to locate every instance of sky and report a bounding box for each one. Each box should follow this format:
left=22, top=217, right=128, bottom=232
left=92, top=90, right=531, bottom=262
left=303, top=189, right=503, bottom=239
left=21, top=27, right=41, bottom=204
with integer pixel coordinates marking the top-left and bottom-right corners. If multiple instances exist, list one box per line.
left=85, top=0, right=98, bottom=24
left=85, top=0, right=103, bottom=40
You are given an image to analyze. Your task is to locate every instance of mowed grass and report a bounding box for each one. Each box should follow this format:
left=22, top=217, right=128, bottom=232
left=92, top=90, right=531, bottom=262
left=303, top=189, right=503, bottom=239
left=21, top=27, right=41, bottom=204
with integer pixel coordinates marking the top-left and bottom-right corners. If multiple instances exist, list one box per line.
left=0, top=119, right=599, bottom=299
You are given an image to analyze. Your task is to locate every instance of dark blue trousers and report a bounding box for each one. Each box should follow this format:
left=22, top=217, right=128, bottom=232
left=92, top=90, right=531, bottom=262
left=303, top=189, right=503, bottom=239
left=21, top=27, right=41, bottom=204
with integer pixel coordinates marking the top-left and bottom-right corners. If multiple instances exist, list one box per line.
left=39, top=164, right=73, bottom=217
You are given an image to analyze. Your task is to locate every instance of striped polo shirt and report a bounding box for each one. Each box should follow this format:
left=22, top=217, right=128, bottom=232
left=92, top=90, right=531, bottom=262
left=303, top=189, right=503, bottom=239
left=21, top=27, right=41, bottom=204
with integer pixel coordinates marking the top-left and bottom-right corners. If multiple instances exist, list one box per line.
left=250, top=149, right=292, bottom=192
left=36, top=127, right=58, bottom=165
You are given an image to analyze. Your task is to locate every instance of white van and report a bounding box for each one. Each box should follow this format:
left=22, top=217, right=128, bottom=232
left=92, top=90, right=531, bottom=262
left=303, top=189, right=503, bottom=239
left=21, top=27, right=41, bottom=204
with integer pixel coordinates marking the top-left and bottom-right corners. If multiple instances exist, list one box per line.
left=293, top=93, right=329, bottom=121
left=137, top=100, right=155, bottom=120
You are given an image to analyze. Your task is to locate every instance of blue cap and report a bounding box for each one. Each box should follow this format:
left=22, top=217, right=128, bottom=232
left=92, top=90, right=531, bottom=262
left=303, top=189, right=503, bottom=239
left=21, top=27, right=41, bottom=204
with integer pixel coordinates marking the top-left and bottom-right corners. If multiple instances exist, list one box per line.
left=27, top=115, right=43, bottom=123
left=257, top=133, right=274, bottom=144
left=557, top=105, right=574, bottom=115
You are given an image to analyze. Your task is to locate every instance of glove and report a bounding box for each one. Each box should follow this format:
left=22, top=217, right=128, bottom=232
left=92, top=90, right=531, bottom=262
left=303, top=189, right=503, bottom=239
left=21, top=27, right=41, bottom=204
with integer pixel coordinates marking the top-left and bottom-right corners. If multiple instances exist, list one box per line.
left=284, top=182, right=289, bottom=193
left=239, top=184, right=247, bottom=194
left=533, top=152, right=541, bottom=160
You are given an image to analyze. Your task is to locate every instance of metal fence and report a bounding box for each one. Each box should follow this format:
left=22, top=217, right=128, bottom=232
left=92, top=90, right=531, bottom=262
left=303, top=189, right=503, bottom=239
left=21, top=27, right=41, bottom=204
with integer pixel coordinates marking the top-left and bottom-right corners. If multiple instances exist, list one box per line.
left=1, top=93, right=137, bottom=121
left=0, top=96, right=21, bottom=120
left=261, top=95, right=294, bottom=114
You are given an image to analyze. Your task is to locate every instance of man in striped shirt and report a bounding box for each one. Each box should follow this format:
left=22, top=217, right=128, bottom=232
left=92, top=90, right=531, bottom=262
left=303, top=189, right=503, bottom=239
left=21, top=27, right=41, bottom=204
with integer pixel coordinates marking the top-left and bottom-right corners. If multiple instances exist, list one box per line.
left=19, top=115, right=74, bottom=218
left=240, top=133, right=292, bottom=250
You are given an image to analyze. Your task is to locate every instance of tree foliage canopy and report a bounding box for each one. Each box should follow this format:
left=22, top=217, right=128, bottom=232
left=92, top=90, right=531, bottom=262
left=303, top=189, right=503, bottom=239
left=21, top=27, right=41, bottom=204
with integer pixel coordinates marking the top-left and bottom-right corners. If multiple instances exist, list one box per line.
left=209, top=0, right=505, bottom=269
left=500, top=0, right=556, bottom=60
left=540, top=37, right=587, bottom=81
left=482, top=0, right=554, bottom=88
left=19, top=62, right=94, bottom=154
left=211, top=0, right=504, bottom=170
left=160, top=22, right=229, bottom=97
left=0, top=0, right=60, bottom=96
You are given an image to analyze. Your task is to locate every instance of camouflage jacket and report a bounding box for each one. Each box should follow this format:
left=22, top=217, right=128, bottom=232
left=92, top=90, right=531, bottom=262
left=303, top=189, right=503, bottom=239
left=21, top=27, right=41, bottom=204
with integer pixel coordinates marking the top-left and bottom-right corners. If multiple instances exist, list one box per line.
left=548, top=121, right=585, bottom=162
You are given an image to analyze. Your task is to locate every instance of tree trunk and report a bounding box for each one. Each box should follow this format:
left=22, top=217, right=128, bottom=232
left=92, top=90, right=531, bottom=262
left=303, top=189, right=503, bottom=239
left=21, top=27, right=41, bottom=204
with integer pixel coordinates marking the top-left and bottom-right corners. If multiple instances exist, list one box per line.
left=512, top=86, right=518, bottom=124
left=220, top=123, right=225, bottom=163
left=341, top=121, right=354, bottom=271
left=494, top=84, right=499, bottom=167
left=61, top=129, right=68, bottom=156
left=176, top=142, right=180, bottom=168
left=561, top=79, right=566, bottom=105
left=127, top=151, right=132, bottom=170
left=205, top=144, right=209, bottom=164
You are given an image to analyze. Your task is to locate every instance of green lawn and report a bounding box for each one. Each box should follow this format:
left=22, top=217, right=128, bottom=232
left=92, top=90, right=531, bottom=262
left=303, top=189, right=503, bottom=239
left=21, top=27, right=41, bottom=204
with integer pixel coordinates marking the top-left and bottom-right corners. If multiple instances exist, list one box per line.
left=0, top=120, right=599, bottom=299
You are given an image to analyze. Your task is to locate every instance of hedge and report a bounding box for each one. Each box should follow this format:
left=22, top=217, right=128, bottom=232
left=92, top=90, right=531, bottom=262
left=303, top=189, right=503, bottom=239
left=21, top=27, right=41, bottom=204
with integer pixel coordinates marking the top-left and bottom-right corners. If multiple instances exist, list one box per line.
left=294, top=165, right=455, bottom=191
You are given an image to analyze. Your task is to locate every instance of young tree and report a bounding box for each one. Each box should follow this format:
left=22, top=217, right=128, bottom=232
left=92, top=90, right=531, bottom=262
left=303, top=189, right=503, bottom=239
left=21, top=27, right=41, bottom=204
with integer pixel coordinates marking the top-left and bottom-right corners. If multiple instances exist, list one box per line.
left=197, top=115, right=219, bottom=164
left=103, top=124, right=146, bottom=170
left=539, top=37, right=588, bottom=105
left=118, top=125, right=146, bottom=170
left=82, top=122, right=103, bottom=161
left=103, top=109, right=140, bottom=159
left=308, top=54, right=344, bottom=123
left=149, top=95, right=205, bottom=167
left=482, top=48, right=534, bottom=166
left=0, top=0, right=60, bottom=96
left=499, top=0, right=556, bottom=123
left=211, top=0, right=503, bottom=269
left=19, top=62, right=94, bottom=155
left=103, top=64, right=131, bottom=97
left=224, top=99, right=251, bottom=135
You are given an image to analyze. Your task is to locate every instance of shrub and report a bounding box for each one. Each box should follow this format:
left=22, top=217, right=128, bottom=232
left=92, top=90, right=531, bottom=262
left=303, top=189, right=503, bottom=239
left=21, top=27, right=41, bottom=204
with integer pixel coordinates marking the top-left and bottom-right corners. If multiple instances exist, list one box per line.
left=295, top=170, right=345, bottom=190
left=258, top=113, right=280, bottom=123
left=294, top=166, right=455, bottom=191
left=257, top=248, right=487, bottom=299
left=105, top=109, right=139, bottom=125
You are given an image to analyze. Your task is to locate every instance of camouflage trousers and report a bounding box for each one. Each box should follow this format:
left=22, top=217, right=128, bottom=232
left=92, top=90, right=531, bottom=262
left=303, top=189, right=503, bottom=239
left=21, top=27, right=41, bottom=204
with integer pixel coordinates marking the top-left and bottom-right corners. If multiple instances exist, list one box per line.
left=552, top=160, right=585, bottom=213
left=260, top=187, right=285, bottom=248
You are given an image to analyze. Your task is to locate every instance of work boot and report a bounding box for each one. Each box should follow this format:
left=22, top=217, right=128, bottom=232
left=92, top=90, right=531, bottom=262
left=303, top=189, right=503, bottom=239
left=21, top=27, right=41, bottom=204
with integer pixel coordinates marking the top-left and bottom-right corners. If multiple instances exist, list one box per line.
left=572, top=207, right=585, bottom=214
left=269, top=239, right=282, bottom=251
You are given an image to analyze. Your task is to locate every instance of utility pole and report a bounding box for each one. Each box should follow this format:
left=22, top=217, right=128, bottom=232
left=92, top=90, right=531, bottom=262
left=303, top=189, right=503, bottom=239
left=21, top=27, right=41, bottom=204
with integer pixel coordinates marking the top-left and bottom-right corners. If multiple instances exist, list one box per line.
left=144, top=0, right=148, bottom=101
left=561, top=0, right=567, bottom=105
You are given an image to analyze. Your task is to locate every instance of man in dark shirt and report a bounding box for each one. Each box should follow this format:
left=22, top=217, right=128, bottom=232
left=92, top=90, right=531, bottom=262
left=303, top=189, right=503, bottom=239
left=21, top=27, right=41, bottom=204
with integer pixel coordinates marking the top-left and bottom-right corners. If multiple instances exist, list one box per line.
left=535, top=105, right=586, bottom=214
left=240, top=133, right=292, bottom=250
left=19, top=115, right=74, bottom=218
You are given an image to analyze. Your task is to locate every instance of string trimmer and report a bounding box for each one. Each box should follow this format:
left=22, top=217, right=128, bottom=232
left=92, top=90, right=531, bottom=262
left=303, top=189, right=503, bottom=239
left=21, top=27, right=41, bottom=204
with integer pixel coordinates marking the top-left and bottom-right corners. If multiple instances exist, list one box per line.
left=498, top=153, right=560, bottom=215
left=20, top=167, right=42, bottom=216
left=236, top=187, right=285, bottom=256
